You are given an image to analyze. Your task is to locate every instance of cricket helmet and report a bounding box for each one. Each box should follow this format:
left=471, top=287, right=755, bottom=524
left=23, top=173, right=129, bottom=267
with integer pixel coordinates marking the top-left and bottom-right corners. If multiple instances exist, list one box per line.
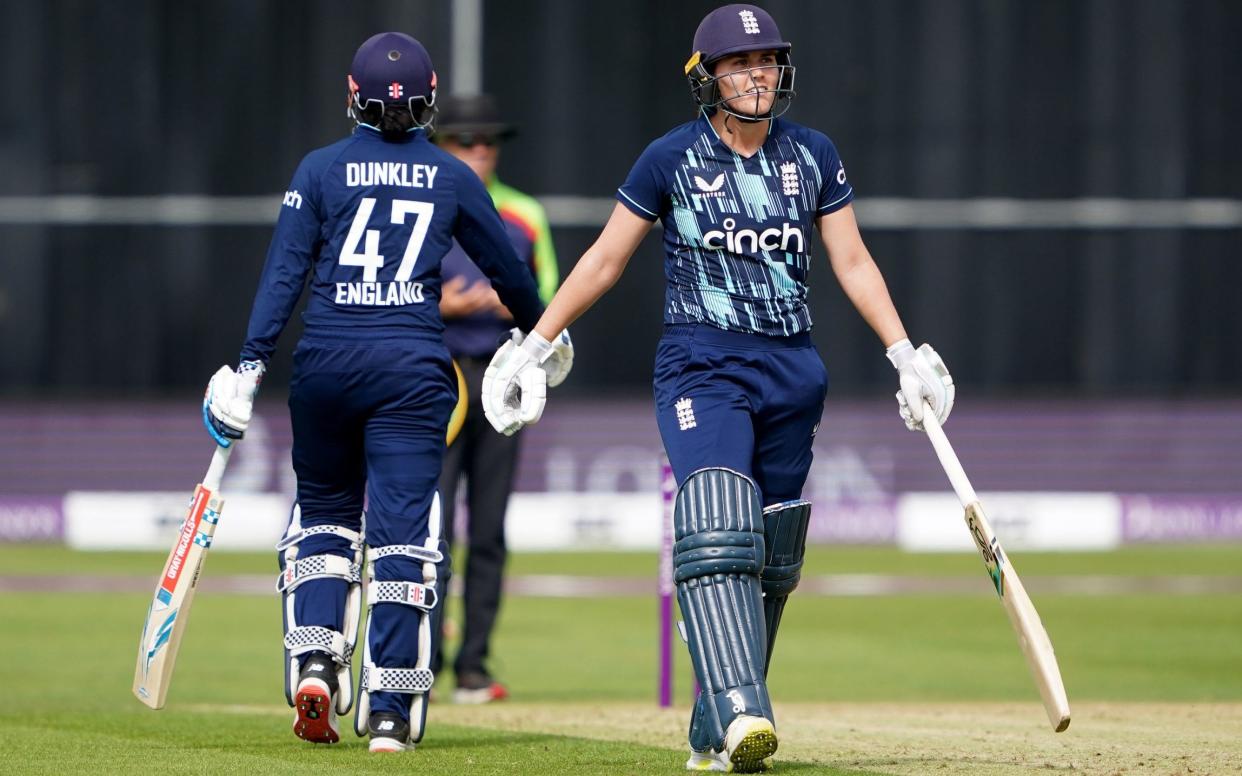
left=347, top=32, right=437, bottom=131
left=685, top=4, right=796, bottom=120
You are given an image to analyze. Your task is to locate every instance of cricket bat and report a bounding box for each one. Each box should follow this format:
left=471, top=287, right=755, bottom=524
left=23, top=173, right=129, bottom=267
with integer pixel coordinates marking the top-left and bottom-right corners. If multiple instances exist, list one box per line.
left=133, top=444, right=233, bottom=709
left=921, top=404, right=1072, bottom=732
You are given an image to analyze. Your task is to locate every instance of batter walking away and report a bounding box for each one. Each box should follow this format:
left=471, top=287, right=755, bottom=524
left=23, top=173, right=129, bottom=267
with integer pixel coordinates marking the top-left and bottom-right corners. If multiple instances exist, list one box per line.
left=201, top=31, right=560, bottom=754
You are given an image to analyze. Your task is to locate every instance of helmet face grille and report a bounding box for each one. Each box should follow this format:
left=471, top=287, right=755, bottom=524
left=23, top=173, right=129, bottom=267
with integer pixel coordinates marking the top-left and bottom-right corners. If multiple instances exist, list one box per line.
left=688, top=58, right=797, bottom=121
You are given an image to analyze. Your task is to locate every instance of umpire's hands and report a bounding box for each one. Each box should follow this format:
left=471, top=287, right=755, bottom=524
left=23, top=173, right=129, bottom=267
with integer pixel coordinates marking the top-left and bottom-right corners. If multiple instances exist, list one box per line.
left=886, top=339, right=954, bottom=431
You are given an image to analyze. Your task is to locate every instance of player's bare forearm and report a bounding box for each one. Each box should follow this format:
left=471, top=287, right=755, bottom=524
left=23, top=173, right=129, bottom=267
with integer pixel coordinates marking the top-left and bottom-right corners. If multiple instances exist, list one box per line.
left=818, top=206, right=907, bottom=347
left=532, top=203, right=651, bottom=340
left=835, top=251, right=907, bottom=346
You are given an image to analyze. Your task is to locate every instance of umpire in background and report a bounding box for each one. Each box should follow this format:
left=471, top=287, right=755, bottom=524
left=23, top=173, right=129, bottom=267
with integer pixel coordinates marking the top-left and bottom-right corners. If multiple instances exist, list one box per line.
left=433, top=94, right=558, bottom=703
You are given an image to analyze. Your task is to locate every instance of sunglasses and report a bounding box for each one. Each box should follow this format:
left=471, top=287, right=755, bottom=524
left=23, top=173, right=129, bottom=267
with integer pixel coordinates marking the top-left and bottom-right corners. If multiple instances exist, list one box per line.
left=445, top=133, right=498, bottom=148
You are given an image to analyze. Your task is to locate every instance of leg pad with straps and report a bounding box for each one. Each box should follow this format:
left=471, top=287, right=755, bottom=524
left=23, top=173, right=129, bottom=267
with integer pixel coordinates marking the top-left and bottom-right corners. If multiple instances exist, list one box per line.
left=760, top=500, right=811, bottom=675
left=675, top=467, right=773, bottom=754
left=353, top=528, right=448, bottom=744
left=277, top=514, right=363, bottom=715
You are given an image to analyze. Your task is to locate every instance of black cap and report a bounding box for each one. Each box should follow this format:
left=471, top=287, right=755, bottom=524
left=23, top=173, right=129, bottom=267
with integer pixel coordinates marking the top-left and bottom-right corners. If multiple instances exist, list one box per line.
left=434, top=94, right=516, bottom=140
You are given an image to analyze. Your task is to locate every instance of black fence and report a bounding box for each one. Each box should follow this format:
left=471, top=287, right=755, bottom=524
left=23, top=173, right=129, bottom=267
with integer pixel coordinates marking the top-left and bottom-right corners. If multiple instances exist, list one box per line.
left=1, top=1, right=1239, bottom=397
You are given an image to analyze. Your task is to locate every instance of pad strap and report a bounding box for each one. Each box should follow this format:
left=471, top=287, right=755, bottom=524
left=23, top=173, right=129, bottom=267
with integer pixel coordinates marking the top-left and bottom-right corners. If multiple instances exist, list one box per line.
left=360, top=665, right=434, bottom=694
left=367, top=580, right=438, bottom=611
left=284, top=625, right=351, bottom=664
left=276, top=553, right=361, bottom=593
left=276, top=524, right=362, bottom=552
left=371, top=544, right=444, bottom=564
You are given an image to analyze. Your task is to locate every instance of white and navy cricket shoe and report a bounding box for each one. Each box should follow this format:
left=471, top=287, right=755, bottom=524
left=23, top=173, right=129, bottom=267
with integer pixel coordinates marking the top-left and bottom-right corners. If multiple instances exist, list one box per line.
left=293, top=652, right=340, bottom=744
left=367, top=711, right=413, bottom=753
left=686, top=716, right=777, bottom=773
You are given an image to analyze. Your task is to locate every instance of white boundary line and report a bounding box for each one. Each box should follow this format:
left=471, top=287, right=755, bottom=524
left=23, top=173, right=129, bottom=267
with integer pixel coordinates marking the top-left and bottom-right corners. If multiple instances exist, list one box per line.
left=0, top=195, right=1239, bottom=229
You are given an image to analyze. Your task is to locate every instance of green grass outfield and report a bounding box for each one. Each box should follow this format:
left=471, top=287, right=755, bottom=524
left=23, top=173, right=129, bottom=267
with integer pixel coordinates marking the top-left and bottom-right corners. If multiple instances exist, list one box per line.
left=1, top=545, right=1240, bottom=775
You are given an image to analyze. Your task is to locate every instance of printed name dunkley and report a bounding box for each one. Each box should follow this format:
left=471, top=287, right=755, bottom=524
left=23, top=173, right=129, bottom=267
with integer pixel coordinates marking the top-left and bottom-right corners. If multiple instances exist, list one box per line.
left=345, top=162, right=439, bottom=188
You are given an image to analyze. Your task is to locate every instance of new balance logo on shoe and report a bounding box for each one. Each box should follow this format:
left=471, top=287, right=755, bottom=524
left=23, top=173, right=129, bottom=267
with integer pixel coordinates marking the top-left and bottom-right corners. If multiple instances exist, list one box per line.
left=308, top=663, right=325, bottom=672
left=375, top=720, right=395, bottom=732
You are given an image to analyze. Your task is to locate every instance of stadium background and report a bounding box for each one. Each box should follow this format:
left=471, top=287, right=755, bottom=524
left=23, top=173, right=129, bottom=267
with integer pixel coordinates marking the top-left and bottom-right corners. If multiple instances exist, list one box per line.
left=1, top=0, right=1239, bottom=397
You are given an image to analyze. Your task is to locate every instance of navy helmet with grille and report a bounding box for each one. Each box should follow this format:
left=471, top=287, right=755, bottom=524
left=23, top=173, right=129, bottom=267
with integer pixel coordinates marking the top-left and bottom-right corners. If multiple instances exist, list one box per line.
left=347, top=32, right=437, bottom=131
left=685, top=4, right=796, bottom=120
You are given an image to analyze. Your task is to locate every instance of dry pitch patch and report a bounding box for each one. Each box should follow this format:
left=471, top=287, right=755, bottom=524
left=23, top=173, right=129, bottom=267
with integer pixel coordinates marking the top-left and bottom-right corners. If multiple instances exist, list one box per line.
left=430, top=701, right=1242, bottom=775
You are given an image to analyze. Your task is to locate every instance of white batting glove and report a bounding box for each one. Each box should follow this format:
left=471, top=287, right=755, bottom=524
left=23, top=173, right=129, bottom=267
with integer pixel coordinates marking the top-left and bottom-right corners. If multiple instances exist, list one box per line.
left=203, top=360, right=265, bottom=447
left=886, top=340, right=954, bottom=431
left=482, top=337, right=549, bottom=436
left=507, top=327, right=574, bottom=387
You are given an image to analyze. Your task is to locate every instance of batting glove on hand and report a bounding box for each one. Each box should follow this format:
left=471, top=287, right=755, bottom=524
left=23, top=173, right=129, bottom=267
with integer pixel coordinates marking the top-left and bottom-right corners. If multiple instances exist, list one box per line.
left=482, top=336, right=549, bottom=436
left=203, top=360, right=265, bottom=447
left=506, top=327, right=574, bottom=388
left=886, top=340, right=954, bottom=432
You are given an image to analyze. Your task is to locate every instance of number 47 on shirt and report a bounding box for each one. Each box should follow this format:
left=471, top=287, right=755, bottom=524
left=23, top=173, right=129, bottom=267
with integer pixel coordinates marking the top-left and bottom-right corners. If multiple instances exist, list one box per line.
left=339, top=197, right=435, bottom=281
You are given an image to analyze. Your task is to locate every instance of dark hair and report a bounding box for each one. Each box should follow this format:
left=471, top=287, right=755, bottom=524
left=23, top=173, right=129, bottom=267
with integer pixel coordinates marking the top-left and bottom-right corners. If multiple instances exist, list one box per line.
left=355, top=102, right=418, bottom=139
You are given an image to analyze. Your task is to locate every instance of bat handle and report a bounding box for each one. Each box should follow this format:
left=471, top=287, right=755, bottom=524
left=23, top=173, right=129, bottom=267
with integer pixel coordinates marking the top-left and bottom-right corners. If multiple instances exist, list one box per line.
left=202, top=444, right=234, bottom=492
left=921, top=401, right=978, bottom=507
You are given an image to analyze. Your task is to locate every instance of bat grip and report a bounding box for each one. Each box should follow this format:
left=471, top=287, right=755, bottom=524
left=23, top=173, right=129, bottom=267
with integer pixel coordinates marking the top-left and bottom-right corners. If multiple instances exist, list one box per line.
left=921, top=401, right=978, bottom=507
left=202, top=444, right=233, bottom=492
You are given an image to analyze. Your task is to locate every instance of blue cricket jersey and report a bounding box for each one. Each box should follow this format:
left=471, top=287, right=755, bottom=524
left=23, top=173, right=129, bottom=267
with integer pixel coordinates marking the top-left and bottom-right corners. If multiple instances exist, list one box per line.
left=439, top=218, right=534, bottom=359
left=240, top=125, right=544, bottom=363
left=617, top=114, right=853, bottom=337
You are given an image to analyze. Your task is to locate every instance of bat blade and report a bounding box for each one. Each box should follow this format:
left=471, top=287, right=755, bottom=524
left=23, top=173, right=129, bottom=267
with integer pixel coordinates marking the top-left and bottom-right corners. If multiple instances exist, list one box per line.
left=132, top=482, right=225, bottom=709
left=965, top=502, right=1072, bottom=732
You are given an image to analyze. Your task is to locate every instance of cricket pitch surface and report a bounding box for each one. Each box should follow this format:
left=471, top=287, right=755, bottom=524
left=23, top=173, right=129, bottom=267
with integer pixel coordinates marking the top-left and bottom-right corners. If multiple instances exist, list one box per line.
left=428, top=701, right=1242, bottom=775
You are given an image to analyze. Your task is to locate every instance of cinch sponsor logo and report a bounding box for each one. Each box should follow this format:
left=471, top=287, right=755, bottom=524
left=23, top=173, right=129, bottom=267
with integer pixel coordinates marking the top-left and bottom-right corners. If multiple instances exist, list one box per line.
left=702, top=217, right=805, bottom=254
left=162, top=489, right=209, bottom=595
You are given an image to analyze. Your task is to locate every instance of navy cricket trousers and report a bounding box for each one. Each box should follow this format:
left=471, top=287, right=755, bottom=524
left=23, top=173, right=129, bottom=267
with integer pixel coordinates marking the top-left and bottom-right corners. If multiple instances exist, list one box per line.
left=653, top=324, right=829, bottom=506
left=286, top=331, right=457, bottom=715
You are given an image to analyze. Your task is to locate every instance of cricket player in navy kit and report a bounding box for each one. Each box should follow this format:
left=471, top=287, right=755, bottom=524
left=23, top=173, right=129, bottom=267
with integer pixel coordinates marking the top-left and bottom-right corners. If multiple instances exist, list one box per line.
left=484, top=5, right=954, bottom=772
left=201, top=32, right=569, bottom=754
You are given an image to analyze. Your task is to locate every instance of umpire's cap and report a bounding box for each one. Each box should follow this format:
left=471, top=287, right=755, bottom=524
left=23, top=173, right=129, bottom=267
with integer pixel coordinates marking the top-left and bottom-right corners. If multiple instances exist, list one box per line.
left=434, top=94, right=517, bottom=141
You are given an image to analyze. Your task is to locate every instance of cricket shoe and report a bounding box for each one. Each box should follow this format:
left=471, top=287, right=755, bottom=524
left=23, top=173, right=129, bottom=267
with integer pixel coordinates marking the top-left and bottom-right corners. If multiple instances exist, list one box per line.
left=685, top=716, right=777, bottom=773
left=452, top=671, right=510, bottom=704
left=292, top=652, right=340, bottom=744
left=367, top=711, right=413, bottom=752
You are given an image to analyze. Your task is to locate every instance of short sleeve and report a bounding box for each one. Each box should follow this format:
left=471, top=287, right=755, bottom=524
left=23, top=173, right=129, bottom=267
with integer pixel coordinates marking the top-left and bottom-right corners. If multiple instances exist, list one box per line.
left=815, top=136, right=854, bottom=215
left=616, top=140, right=667, bottom=221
